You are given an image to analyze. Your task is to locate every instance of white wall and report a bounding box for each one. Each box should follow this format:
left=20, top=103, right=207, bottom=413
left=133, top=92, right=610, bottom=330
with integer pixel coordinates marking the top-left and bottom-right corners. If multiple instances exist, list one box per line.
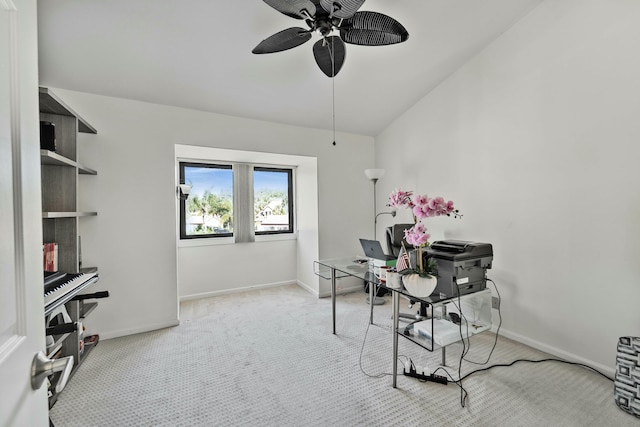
left=375, top=0, right=640, bottom=373
left=51, top=89, right=374, bottom=339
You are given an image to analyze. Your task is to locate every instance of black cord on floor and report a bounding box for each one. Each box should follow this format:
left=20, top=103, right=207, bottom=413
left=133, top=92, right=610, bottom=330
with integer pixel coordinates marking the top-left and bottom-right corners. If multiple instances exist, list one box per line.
left=358, top=315, right=413, bottom=379
left=459, top=357, right=615, bottom=382
left=432, top=356, right=614, bottom=409
left=432, top=365, right=469, bottom=406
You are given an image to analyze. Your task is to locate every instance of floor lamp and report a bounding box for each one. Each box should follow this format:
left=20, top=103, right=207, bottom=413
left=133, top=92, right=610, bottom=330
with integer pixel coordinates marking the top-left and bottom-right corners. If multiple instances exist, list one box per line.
left=364, top=168, right=385, bottom=240
left=364, top=168, right=386, bottom=305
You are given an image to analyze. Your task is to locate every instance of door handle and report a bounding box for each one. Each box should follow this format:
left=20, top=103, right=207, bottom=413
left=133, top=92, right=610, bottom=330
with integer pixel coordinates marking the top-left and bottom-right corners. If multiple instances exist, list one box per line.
left=31, top=351, right=74, bottom=393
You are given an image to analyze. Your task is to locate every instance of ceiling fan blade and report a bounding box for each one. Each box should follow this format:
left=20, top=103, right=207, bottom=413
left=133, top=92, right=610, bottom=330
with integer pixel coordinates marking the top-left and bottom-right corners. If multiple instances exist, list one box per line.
left=263, top=0, right=316, bottom=19
left=319, top=0, right=365, bottom=19
left=252, top=27, right=312, bottom=54
left=339, top=11, right=409, bottom=46
left=313, top=36, right=346, bottom=77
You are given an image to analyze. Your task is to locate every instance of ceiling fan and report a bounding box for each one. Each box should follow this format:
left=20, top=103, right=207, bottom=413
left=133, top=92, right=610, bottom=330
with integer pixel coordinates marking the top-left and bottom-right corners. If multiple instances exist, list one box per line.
left=252, top=0, right=409, bottom=77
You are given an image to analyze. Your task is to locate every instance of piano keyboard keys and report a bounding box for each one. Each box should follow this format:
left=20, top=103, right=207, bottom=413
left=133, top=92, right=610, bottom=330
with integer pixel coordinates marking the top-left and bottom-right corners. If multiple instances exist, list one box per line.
left=44, top=272, right=99, bottom=315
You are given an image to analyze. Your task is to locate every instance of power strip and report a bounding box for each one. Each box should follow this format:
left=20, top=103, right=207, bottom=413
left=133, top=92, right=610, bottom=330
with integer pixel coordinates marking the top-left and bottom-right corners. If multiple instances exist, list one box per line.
left=403, top=365, right=448, bottom=385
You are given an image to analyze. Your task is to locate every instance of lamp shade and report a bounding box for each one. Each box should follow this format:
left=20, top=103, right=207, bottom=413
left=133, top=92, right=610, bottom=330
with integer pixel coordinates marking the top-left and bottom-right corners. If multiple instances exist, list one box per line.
left=364, top=168, right=385, bottom=180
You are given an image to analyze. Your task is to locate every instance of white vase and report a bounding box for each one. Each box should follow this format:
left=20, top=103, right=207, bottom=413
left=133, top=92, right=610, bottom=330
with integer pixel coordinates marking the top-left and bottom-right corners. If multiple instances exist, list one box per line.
left=402, top=274, right=438, bottom=298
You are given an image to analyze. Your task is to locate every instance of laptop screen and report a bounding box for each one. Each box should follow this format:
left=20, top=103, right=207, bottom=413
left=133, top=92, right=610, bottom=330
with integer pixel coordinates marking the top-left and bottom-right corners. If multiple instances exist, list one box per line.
left=359, top=239, right=394, bottom=260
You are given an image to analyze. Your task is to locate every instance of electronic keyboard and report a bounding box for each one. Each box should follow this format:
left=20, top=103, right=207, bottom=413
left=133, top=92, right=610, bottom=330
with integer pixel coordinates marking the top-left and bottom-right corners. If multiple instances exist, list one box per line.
left=44, top=271, right=99, bottom=316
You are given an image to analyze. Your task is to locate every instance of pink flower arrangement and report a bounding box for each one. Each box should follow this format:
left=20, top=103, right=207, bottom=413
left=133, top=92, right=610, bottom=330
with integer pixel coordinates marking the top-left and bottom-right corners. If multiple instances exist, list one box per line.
left=389, top=189, right=459, bottom=222
left=388, top=188, right=462, bottom=275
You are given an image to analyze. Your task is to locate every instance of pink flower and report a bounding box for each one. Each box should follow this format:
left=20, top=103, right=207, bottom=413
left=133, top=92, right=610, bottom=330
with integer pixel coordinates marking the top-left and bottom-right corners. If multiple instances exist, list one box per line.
left=404, top=223, right=431, bottom=247
left=433, top=196, right=444, bottom=209
left=413, top=194, right=429, bottom=207
left=412, top=205, right=426, bottom=219
left=388, top=189, right=414, bottom=209
left=446, top=200, right=455, bottom=213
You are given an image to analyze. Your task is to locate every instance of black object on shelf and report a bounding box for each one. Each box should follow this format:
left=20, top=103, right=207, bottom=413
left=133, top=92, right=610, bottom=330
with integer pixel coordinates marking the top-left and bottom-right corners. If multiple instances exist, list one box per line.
left=40, top=121, right=56, bottom=151
left=46, top=322, right=78, bottom=336
left=72, top=291, right=109, bottom=301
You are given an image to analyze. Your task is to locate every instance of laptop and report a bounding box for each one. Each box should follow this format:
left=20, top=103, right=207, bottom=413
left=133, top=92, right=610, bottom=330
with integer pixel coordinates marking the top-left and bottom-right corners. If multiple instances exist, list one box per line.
left=359, top=238, right=395, bottom=261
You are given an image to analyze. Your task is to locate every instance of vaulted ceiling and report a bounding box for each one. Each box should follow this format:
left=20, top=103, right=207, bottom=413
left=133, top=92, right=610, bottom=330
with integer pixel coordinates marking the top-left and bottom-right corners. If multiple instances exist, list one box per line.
left=37, top=0, right=542, bottom=136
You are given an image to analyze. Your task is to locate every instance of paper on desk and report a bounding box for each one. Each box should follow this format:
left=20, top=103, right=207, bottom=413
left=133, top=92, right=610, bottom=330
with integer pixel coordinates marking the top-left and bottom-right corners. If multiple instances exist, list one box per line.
left=414, top=319, right=490, bottom=347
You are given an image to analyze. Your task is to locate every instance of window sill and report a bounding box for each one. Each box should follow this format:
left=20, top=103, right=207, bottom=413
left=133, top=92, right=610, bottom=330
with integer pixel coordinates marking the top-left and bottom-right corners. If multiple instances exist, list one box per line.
left=255, top=232, right=297, bottom=243
left=177, top=232, right=297, bottom=248
left=178, top=236, right=234, bottom=248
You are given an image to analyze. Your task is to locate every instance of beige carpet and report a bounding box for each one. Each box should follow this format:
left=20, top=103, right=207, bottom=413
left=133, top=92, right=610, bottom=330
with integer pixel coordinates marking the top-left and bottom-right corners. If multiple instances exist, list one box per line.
left=50, top=284, right=637, bottom=426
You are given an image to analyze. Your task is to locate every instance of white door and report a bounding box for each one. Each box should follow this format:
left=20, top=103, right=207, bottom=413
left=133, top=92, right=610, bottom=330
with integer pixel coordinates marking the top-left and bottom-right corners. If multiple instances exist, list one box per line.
left=0, top=1, right=49, bottom=426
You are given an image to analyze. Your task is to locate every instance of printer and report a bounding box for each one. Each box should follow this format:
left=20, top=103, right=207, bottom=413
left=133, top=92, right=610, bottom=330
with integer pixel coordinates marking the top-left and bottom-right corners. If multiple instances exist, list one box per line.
left=424, top=240, right=493, bottom=298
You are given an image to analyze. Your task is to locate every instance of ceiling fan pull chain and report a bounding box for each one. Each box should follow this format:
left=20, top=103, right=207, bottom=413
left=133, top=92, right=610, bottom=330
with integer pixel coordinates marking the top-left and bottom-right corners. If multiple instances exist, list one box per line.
left=331, top=36, right=336, bottom=146
left=331, top=36, right=335, bottom=74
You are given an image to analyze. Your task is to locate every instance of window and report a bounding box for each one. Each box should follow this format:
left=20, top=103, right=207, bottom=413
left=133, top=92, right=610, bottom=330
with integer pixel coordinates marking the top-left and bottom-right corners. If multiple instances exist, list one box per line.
left=179, top=162, right=233, bottom=239
left=254, top=167, right=294, bottom=235
left=179, top=162, right=294, bottom=240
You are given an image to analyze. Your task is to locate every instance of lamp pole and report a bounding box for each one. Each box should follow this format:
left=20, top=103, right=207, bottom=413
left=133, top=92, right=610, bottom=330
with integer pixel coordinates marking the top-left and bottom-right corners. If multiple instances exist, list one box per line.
left=364, top=168, right=387, bottom=307
left=372, top=178, right=378, bottom=240
left=364, top=168, right=385, bottom=240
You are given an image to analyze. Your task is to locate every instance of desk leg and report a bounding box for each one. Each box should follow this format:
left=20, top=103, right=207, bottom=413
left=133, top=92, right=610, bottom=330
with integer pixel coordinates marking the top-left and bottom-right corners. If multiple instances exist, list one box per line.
left=331, top=267, right=336, bottom=335
left=392, top=290, right=399, bottom=388
left=369, top=280, right=374, bottom=325
left=441, top=305, right=447, bottom=365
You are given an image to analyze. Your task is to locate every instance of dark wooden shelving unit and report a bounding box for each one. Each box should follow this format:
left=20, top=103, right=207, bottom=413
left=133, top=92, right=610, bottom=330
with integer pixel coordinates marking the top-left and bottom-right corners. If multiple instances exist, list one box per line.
left=40, top=87, right=104, bottom=408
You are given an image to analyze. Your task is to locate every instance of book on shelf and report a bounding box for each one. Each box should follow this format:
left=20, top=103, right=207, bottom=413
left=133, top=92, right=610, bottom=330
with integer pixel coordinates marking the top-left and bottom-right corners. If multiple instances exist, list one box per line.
left=43, top=242, right=58, bottom=272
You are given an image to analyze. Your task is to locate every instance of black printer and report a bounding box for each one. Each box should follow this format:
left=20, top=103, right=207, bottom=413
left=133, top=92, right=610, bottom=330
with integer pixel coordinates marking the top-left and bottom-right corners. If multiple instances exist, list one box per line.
left=425, top=240, right=493, bottom=298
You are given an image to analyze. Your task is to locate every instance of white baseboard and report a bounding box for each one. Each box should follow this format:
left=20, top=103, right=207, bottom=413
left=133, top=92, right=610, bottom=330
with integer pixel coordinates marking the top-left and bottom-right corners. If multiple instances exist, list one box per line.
left=295, top=279, right=317, bottom=296
left=99, top=319, right=180, bottom=341
left=495, top=327, right=615, bottom=378
left=180, top=280, right=298, bottom=302
left=296, top=278, right=361, bottom=298
left=318, top=285, right=362, bottom=298
left=181, top=280, right=362, bottom=301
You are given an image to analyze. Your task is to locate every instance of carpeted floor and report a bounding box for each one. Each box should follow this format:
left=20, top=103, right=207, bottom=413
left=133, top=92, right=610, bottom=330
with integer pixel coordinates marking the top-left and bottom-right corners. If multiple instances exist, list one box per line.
left=50, top=284, right=637, bottom=426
